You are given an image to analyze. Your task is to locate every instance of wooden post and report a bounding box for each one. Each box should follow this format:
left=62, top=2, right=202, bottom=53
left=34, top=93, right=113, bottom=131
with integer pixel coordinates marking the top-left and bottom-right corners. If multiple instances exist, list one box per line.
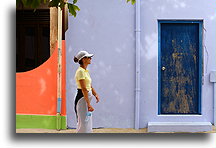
left=50, top=7, right=58, bottom=55
left=56, top=6, right=62, bottom=131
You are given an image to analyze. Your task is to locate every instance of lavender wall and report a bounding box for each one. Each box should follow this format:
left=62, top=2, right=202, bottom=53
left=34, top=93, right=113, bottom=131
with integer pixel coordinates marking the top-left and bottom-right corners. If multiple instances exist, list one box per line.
left=66, top=0, right=216, bottom=128
left=139, top=0, right=216, bottom=128
left=66, top=0, right=135, bottom=128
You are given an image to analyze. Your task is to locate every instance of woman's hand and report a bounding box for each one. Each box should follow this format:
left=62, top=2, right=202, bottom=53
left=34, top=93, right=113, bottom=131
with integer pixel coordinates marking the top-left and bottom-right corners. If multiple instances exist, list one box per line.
left=91, top=87, right=100, bottom=103
left=95, top=95, right=100, bottom=103
left=88, top=104, right=94, bottom=112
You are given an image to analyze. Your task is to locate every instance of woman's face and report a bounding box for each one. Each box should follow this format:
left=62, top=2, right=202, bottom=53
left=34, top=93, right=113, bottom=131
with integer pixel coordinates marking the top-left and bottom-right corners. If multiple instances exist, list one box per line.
left=82, top=57, right=92, bottom=64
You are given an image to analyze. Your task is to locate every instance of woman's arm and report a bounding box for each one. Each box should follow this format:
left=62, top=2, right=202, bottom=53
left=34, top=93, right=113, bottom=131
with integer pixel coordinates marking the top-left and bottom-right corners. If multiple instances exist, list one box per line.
left=79, top=79, right=94, bottom=111
left=92, top=86, right=100, bottom=103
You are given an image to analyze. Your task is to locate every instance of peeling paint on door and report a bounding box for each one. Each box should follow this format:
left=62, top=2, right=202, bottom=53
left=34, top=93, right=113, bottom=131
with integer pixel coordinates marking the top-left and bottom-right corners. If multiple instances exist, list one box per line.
left=160, top=22, right=201, bottom=114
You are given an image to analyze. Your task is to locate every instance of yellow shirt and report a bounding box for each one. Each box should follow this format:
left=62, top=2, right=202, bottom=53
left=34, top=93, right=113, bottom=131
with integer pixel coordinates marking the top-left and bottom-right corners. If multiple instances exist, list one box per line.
left=75, top=67, right=92, bottom=91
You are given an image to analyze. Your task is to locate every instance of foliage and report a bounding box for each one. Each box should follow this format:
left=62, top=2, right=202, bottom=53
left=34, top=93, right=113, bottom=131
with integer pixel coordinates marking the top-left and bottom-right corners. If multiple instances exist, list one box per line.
left=16, top=0, right=135, bottom=17
left=127, top=0, right=136, bottom=5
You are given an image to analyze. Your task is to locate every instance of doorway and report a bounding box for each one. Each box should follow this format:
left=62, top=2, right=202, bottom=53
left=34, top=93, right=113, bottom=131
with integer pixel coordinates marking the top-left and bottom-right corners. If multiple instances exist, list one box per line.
left=158, top=20, right=203, bottom=114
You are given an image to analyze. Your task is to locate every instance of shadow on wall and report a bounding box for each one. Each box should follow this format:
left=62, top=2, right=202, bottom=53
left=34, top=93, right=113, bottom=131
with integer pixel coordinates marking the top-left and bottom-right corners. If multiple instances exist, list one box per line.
left=66, top=0, right=216, bottom=128
left=66, top=0, right=136, bottom=128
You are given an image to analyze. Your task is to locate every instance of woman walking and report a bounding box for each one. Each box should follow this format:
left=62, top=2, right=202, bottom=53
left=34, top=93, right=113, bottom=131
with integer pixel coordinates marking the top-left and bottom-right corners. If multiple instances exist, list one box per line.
left=74, top=51, right=100, bottom=133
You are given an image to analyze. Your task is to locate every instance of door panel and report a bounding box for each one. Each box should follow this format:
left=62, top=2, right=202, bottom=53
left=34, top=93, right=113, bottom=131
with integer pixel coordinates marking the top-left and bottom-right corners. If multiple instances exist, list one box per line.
left=160, top=22, right=201, bottom=114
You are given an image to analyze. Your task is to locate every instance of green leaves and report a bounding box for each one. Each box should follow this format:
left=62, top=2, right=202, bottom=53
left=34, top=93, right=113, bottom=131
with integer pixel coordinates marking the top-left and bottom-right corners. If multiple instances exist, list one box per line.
left=69, top=0, right=80, bottom=17
left=127, top=0, right=136, bottom=5
left=18, top=0, right=45, bottom=9
left=48, top=0, right=59, bottom=8
left=17, top=0, right=80, bottom=17
left=48, top=0, right=80, bottom=17
left=31, top=0, right=41, bottom=8
left=48, top=0, right=66, bottom=10
left=68, top=3, right=80, bottom=17
left=59, top=0, right=66, bottom=10
left=17, top=0, right=134, bottom=18
left=17, top=0, right=47, bottom=11
left=73, top=0, right=78, bottom=4
left=67, top=0, right=80, bottom=17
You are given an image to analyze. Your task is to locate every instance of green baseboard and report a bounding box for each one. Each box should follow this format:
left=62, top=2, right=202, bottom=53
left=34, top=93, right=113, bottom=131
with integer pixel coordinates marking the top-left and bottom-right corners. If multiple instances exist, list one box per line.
left=16, top=114, right=67, bottom=129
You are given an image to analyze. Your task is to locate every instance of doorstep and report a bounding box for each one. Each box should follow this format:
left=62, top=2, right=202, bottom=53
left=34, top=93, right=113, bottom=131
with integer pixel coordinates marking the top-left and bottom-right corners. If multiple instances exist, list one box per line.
left=147, top=122, right=212, bottom=133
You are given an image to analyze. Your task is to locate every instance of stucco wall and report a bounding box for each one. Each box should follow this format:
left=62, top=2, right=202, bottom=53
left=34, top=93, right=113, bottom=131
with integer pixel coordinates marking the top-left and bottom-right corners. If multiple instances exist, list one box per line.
left=16, top=41, right=66, bottom=129
left=139, top=0, right=216, bottom=128
left=66, top=0, right=135, bottom=128
left=16, top=41, right=66, bottom=116
left=66, top=0, right=216, bottom=128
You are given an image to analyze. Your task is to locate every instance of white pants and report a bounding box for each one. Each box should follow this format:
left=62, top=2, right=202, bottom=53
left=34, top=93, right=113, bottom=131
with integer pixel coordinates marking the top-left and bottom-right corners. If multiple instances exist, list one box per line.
left=76, top=91, right=93, bottom=133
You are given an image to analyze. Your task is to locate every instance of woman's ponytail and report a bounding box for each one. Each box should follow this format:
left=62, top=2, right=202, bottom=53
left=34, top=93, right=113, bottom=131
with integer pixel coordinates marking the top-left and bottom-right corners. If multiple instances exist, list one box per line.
left=74, top=56, right=79, bottom=63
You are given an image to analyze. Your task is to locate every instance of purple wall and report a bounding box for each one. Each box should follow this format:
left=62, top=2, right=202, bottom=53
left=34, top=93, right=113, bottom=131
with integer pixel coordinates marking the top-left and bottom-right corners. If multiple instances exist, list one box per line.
left=66, top=0, right=216, bottom=128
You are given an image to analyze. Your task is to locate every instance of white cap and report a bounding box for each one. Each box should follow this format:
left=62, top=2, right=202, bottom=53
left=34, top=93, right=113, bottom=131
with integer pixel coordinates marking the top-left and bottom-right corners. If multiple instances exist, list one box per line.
left=75, top=51, right=94, bottom=62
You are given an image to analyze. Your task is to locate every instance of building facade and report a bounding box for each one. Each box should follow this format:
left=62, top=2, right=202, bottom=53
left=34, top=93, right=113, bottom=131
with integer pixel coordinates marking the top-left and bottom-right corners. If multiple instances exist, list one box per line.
left=66, top=0, right=216, bottom=132
left=16, top=3, right=68, bottom=130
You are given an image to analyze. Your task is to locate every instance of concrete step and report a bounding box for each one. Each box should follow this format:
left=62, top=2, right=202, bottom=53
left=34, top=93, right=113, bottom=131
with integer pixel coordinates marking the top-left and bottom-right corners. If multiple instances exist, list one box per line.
left=147, top=122, right=212, bottom=133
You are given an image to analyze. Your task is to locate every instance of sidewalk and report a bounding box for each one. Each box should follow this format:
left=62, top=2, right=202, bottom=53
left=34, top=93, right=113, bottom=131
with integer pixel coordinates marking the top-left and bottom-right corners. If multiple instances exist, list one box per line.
left=16, top=128, right=147, bottom=133
left=16, top=126, right=216, bottom=133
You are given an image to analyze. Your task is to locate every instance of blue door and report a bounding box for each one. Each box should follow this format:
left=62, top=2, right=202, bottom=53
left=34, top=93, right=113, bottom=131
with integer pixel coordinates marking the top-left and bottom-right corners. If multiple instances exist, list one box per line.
left=159, top=21, right=202, bottom=114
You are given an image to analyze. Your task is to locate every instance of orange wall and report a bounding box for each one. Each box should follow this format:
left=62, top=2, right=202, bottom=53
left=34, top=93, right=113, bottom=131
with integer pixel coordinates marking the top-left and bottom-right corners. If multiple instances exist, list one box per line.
left=16, top=41, right=66, bottom=116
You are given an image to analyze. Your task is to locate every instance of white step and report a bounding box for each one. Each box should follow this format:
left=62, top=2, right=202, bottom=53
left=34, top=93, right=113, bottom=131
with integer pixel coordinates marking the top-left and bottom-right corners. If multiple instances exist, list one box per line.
left=148, top=122, right=212, bottom=133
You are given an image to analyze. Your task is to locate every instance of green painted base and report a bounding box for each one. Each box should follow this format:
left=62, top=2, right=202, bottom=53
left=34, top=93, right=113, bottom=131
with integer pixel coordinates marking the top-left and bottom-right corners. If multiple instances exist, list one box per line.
left=16, top=114, right=67, bottom=129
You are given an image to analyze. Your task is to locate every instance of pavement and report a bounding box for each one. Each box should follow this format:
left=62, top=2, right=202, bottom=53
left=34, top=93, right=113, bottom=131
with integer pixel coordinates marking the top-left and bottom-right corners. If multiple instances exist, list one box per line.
left=16, top=126, right=216, bottom=133
left=16, top=128, right=147, bottom=133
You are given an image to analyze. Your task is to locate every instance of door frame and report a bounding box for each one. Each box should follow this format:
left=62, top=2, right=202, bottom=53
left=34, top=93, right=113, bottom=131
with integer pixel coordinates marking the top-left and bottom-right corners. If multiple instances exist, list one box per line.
left=158, top=20, right=203, bottom=115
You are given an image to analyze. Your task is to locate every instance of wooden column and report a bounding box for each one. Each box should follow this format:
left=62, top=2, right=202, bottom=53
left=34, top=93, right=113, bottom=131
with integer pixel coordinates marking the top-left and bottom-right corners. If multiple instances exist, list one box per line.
left=50, top=7, right=58, bottom=55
